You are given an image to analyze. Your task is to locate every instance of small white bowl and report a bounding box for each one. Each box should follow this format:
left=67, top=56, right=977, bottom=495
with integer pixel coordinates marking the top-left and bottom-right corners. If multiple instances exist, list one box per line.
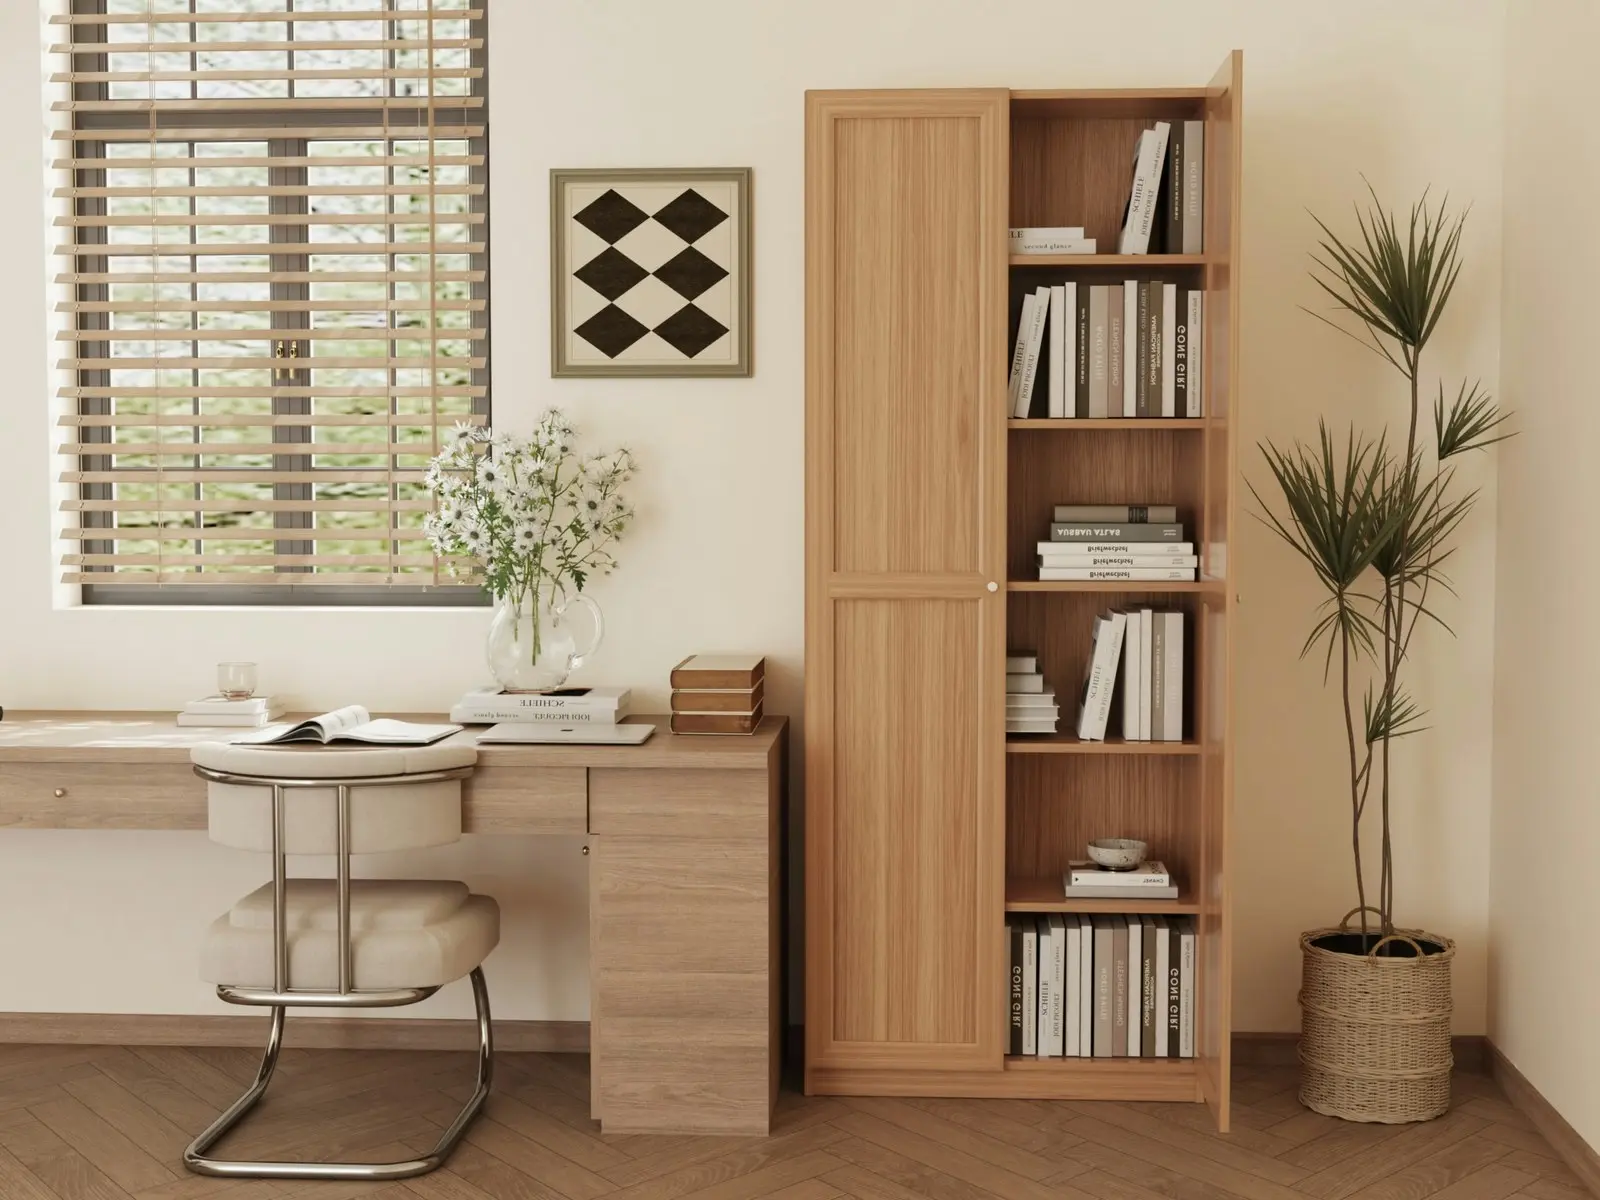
left=1087, top=838, right=1148, bottom=870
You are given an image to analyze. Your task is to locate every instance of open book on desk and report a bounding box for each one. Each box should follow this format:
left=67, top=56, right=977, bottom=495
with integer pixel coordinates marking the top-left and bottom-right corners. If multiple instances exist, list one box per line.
left=231, top=705, right=459, bottom=747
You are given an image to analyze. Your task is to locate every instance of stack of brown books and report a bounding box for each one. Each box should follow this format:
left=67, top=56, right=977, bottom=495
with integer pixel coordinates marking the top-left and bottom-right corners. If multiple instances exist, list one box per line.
left=669, top=654, right=765, bottom=735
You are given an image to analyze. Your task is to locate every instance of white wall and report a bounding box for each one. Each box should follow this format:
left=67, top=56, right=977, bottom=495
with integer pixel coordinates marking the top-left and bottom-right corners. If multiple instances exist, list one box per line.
left=0, top=0, right=1505, bottom=1029
left=1491, top=1, right=1600, bottom=1151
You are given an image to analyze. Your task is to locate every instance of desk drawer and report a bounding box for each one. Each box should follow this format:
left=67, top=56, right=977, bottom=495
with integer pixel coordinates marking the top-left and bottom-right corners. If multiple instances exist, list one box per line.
left=0, top=762, right=206, bottom=829
left=462, top=766, right=586, bottom=834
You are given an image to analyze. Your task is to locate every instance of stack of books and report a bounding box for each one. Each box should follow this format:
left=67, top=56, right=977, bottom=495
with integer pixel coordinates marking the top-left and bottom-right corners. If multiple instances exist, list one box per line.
left=1064, top=859, right=1178, bottom=901
left=1074, top=607, right=1185, bottom=743
left=1039, top=505, right=1197, bottom=581
left=176, top=695, right=284, bottom=728
left=1005, top=654, right=1058, bottom=734
left=1008, top=282, right=1203, bottom=419
left=669, top=654, right=765, bottom=735
left=449, top=686, right=631, bottom=726
left=1008, top=913, right=1195, bottom=1059
left=1118, top=119, right=1205, bottom=255
left=1009, top=225, right=1096, bottom=256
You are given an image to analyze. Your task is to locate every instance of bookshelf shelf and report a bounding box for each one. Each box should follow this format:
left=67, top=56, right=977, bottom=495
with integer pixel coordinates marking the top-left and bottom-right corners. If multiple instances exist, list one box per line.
left=1005, top=733, right=1201, bottom=755
left=1007, top=580, right=1216, bottom=594
left=1008, top=253, right=1211, bottom=267
left=1006, top=876, right=1199, bottom=914
left=1008, top=418, right=1210, bottom=431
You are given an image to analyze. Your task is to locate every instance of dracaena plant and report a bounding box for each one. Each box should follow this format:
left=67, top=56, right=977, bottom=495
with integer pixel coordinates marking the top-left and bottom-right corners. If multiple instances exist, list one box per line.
left=1251, top=188, right=1510, bottom=942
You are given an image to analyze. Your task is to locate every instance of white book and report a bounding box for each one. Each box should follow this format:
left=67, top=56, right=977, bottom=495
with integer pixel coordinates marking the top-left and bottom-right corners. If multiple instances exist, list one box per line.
left=1064, top=916, right=1082, bottom=1057
left=1179, top=918, right=1196, bottom=1058
left=1161, top=284, right=1177, bottom=417
left=1036, top=917, right=1053, bottom=1059
left=1009, top=225, right=1086, bottom=240
left=1118, top=123, right=1171, bottom=254
left=1040, top=568, right=1196, bottom=582
left=1014, top=286, right=1051, bottom=419
left=1138, top=608, right=1155, bottom=741
left=1007, top=291, right=1036, bottom=413
left=1006, top=673, right=1044, bottom=693
left=1035, top=541, right=1194, bottom=556
left=1047, top=915, right=1067, bottom=1056
left=176, top=709, right=284, bottom=728
left=1022, top=922, right=1039, bottom=1056
left=1088, top=285, right=1109, bottom=418
left=1079, top=915, right=1095, bottom=1057
left=1122, top=279, right=1138, bottom=415
left=1153, top=916, right=1171, bottom=1057
left=183, top=695, right=280, bottom=716
left=1039, top=555, right=1201, bottom=569
left=452, top=703, right=627, bottom=725
left=1006, top=704, right=1060, bottom=717
left=1126, top=916, right=1143, bottom=1056
left=1068, top=861, right=1171, bottom=887
left=1076, top=611, right=1128, bottom=741
left=233, top=705, right=458, bottom=747
left=1006, top=691, right=1056, bottom=707
left=1005, top=655, right=1038, bottom=673
left=1187, top=291, right=1204, bottom=417
left=1181, top=121, right=1204, bottom=255
left=1122, top=609, right=1143, bottom=740
left=1011, top=237, right=1097, bottom=255
left=1047, top=284, right=1068, bottom=419
left=455, top=685, right=629, bottom=713
left=1007, top=721, right=1059, bottom=735
left=1162, top=611, right=1185, bottom=742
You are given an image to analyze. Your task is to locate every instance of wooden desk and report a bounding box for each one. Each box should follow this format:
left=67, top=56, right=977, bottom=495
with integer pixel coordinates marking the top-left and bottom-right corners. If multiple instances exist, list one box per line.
left=0, top=711, right=787, bottom=1136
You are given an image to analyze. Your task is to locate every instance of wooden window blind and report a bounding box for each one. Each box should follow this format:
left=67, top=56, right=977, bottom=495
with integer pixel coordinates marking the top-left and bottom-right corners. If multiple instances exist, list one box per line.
left=51, top=0, right=488, bottom=602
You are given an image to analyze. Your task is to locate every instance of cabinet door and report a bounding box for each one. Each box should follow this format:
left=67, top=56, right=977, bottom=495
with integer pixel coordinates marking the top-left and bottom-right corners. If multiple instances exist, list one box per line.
left=805, top=89, right=1008, bottom=1074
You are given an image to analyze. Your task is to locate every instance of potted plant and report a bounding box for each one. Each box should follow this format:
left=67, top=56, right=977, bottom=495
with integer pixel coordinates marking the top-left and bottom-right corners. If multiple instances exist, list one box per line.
left=1253, top=189, right=1508, bottom=1123
left=423, top=408, right=636, bottom=693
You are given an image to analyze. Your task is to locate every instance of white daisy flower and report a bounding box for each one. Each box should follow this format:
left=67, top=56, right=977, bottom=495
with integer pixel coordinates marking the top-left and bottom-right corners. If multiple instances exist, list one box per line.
left=512, top=524, right=540, bottom=553
left=477, top=458, right=503, bottom=488
left=448, top=421, right=479, bottom=447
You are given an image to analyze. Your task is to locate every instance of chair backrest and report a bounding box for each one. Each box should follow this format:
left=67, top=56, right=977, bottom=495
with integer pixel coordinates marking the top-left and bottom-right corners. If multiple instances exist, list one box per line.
left=191, top=742, right=478, bottom=855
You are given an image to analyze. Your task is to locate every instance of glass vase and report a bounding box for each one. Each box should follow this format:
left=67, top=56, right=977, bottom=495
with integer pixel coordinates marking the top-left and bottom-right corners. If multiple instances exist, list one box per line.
left=485, top=585, right=604, bottom=693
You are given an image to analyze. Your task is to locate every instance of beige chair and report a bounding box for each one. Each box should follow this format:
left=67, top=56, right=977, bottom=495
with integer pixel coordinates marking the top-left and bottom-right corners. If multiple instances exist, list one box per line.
left=185, top=740, right=495, bottom=1182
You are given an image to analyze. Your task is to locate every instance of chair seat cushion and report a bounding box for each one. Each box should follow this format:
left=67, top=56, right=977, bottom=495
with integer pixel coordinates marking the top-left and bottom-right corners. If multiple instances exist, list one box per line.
left=202, top=880, right=498, bottom=991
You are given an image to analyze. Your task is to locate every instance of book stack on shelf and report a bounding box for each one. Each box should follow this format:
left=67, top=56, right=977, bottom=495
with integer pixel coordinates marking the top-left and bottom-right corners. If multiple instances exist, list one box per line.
left=1010, top=225, right=1096, bottom=256
left=1007, top=912, right=1196, bottom=1059
left=1008, top=281, right=1203, bottom=419
left=1065, top=858, right=1178, bottom=901
left=1040, top=505, right=1197, bottom=581
left=1074, top=608, right=1185, bottom=743
left=1118, top=119, right=1205, bottom=256
left=1005, top=654, right=1058, bottom=735
left=450, top=686, right=630, bottom=726
left=670, top=654, right=765, bottom=735
left=176, top=695, right=285, bottom=728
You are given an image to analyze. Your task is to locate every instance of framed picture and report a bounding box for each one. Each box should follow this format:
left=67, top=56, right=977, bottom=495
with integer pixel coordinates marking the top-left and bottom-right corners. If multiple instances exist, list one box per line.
left=550, top=167, right=752, bottom=377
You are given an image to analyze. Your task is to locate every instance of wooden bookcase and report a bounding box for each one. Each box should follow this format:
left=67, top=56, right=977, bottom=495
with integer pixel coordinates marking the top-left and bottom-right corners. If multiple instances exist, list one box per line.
left=804, top=54, right=1241, bottom=1130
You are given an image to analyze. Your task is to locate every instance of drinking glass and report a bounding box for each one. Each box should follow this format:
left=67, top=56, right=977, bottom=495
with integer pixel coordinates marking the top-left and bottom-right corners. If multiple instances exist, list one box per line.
left=217, top=662, right=258, bottom=700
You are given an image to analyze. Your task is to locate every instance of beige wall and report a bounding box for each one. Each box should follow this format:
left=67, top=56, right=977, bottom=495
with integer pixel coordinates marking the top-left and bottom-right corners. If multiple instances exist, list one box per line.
left=1491, top=1, right=1600, bottom=1151
left=0, top=1, right=1505, bottom=1029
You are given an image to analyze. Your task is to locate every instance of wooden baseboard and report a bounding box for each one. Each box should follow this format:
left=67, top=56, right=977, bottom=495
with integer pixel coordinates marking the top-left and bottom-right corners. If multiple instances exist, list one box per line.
left=1487, top=1041, right=1600, bottom=1199
left=1232, top=1032, right=1488, bottom=1073
left=0, top=1012, right=589, bottom=1053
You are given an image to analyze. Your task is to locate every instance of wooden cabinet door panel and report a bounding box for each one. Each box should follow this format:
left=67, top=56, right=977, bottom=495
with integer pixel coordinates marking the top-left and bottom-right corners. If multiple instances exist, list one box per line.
left=806, top=89, right=1007, bottom=1075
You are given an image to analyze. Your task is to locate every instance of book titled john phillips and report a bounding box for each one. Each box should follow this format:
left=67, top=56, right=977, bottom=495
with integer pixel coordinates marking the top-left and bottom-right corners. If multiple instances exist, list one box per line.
left=450, top=686, right=630, bottom=725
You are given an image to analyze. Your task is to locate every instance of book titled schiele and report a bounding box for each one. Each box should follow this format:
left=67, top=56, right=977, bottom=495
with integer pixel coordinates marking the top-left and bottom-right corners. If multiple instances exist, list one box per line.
left=233, top=705, right=459, bottom=747
left=451, top=685, right=631, bottom=725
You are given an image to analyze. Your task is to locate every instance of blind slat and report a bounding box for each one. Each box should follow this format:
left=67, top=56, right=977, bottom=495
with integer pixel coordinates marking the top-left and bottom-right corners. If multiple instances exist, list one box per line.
left=63, top=470, right=429, bottom=484
left=55, top=97, right=486, bottom=114
left=60, top=392, right=484, bottom=407
left=51, top=9, right=484, bottom=24
left=60, top=356, right=487, bottom=370
left=54, top=68, right=482, bottom=85
left=61, top=299, right=484, bottom=313
left=54, top=155, right=482, bottom=171
left=55, top=184, right=483, bottom=200
left=63, top=574, right=458, bottom=586
left=60, top=442, right=452, bottom=457
left=59, top=328, right=489, bottom=343
left=68, top=555, right=438, bottom=568
left=52, top=126, right=484, bottom=143
left=57, top=212, right=485, bottom=228
left=51, top=39, right=482, bottom=54
left=61, top=506, right=434, bottom=519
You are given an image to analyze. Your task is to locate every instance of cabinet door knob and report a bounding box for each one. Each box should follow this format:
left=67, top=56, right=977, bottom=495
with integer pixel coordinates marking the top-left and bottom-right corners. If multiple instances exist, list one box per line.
left=581, top=844, right=590, bottom=856
left=53, top=788, right=66, bottom=798
left=986, top=581, right=998, bottom=593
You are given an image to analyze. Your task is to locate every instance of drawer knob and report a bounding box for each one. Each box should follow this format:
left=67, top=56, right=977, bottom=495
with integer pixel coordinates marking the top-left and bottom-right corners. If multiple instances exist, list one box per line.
left=581, top=844, right=590, bottom=856
left=53, top=788, right=66, bottom=798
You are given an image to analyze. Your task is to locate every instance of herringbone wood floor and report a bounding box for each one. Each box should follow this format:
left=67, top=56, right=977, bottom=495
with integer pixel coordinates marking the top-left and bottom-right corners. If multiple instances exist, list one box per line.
left=0, top=1044, right=1589, bottom=1200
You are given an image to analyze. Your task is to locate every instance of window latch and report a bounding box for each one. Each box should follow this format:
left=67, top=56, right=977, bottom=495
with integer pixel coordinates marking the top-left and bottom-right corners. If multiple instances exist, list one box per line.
left=272, top=340, right=300, bottom=381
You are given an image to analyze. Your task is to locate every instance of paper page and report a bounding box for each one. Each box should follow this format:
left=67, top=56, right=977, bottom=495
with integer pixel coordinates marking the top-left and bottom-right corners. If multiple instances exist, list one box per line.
left=310, top=705, right=371, bottom=739
left=337, top=718, right=458, bottom=746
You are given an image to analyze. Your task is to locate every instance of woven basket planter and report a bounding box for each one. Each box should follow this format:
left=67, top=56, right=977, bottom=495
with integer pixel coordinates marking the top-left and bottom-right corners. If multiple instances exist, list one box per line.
left=1298, top=909, right=1456, bottom=1123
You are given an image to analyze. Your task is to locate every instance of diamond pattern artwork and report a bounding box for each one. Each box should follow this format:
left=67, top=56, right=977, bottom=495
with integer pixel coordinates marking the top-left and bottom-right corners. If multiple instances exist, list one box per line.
left=553, top=169, right=750, bottom=376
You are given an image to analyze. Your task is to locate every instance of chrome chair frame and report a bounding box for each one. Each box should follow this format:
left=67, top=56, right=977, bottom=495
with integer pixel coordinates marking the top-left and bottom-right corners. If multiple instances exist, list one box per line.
left=185, top=762, right=491, bottom=1182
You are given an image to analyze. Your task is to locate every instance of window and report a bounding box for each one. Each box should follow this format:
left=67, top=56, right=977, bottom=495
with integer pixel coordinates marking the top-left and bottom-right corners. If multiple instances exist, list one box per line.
left=51, top=0, right=488, bottom=604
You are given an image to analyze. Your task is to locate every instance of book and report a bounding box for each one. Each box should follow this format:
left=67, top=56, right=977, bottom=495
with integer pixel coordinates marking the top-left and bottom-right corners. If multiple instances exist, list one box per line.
left=1022, top=920, right=1039, bottom=1056
left=1163, top=122, right=1184, bottom=255
left=1075, top=284, right=1091, bottom=418
left=1047, top=284, right=1069, bottom=420
left=1122, top=280, right=1138, bottom=416
left=1008, top=290, right=1036, bottom=415
left=1077, top=914, right=1094, bottom=1057
left=1044, top=915, right=1067, bottom=1058
left=1178, top=916, right=1196, bottom=1058
left=1107, top=284, right=1124, bottom=415
left=1005, top=655, right=1038, bottom=673
left=1146, top=280, right=1164, bottom=417
left=1181, top=121, right=1204, bottom=255
left=1125, top=914, right=1143, bottom=1056
left=1006, top=673, right=1045, bottom=694
left=1161, top=611, right=1185, bottom=742
left=1049, top=523, right=1185, bottom=542
left=1067, top=861, right=1171, bottom=887
left=1061, top=882, right=1181, bottom=900
left=670, top=681, right=763, bottom=714
left=1053, top=505, right=1179, bottom=523
left=1075, top=611, right=1126, bottom=741
left=1160, top=283, right=1177, bottom=417
left=1006, top=706, right=1060, bottom=720
left=1036, top=916, right=1053, bottom=1059
left=1140, top=916, right=1159, bottom=1057
left=1040, top=568, right=1196, bottom=582
left=233, top=705, right=458, bottom=747
left=1118, top=123, right=1170, bottom=254
left=1006, top=691, right=1057, bottom=708
left=1010, top=237, right=1097, bottom=255
left=1008, top=919, right=1025, bottom=1054
left=176, top=709, right=284, bottom=728
left=1038, top=555, right=1200, bottom=570
left=1153, top=915, right=1171, bottom=1056
left=1151, top=613, right=1168, bottom=741
left=182, top=695, right=281, bottom=716
left=1064, top=914, right=1082, bottom=1057
left=1006, top=721, right=1059, bottom=735
left=1166, top=920, right=1183, bottom=1055
left=451, top=685, right=631, bottom=725
left=1009, top=225, right=1085, bottom=241
left=1187, top=291, right=1204, bottom=417
left=1015, top=285, right=1051, bottom=419
left=1173, top=286, right=1189, bottom=420
left=1138, top=608, right=1154, bottom=741
left=670, top=710, right=762, bottom=735
left=1088, top=285, right=1109, bottom=418
left=669, top=654, right=764, bottom=690
left=1035, top=540, right=1193, bottom=556
left=1134, top=281, right=1151, bottom=417
left=1122, top=608, right=1143, bottom=740
left=1092, top=916, right=1114, bottom=1057
left=1111, top=916, right=1130, bottom=1057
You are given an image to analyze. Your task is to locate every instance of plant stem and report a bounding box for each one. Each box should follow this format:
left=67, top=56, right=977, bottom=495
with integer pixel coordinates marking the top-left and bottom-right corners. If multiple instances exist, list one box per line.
left=1339, top=602, right=1369, bottom=938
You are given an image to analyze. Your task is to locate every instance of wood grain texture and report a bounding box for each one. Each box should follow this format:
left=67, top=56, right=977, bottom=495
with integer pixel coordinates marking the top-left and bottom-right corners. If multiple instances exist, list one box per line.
left=805, top=88, right=1007, bottom=1080
left=0, top=1014, right=588, bottom=1053
left=588, top=769, right=769, bottom=838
